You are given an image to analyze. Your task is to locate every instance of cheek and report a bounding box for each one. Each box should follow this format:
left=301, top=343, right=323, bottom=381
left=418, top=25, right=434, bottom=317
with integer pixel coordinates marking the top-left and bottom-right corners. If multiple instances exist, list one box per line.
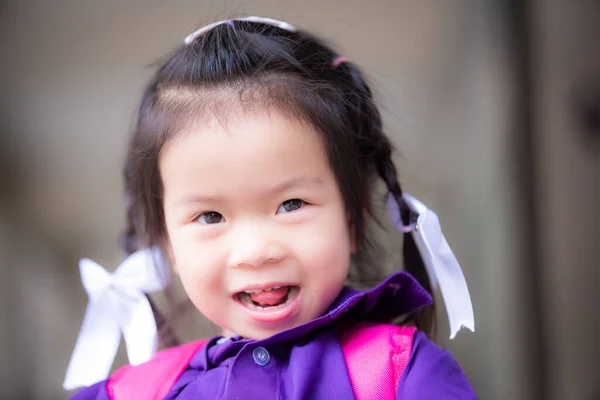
left=171, top=238, right=228, bottom=325
left=298, top=213, right=352, bottom=278
left=299, top=219, right=351, bottom=316
left=168, top=232, right=223, bottom=291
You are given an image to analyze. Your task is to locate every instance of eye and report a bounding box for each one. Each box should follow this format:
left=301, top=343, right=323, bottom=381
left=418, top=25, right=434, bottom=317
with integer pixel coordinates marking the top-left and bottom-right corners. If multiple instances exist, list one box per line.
left=277, top=199, right=305, bottom=214
left=195, top=211, right=225, bottom=225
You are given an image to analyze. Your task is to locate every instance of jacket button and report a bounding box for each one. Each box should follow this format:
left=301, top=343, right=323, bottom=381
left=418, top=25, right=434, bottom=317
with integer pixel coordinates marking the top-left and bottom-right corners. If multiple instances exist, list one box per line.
left=252, top=347, right=270, bottom=366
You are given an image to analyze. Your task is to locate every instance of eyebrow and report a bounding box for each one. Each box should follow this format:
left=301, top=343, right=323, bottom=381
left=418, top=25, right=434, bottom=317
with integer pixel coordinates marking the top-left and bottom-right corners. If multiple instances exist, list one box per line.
left=173, top=193, right=226, bottom=208
left=269, top=176, right=324, bottom=195
left=172, top=176, right=324, bottom=208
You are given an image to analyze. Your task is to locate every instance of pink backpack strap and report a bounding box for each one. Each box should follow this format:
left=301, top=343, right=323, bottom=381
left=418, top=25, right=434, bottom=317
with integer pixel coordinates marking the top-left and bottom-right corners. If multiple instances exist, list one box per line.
left=106, top=339, right=208, bottom=400
left=339, top=322, right=416, bottom=400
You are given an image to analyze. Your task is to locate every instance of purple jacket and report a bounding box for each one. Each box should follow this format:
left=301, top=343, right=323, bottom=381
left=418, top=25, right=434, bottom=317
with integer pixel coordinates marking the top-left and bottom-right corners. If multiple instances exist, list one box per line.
left=70, top=272, right=476, bottom=399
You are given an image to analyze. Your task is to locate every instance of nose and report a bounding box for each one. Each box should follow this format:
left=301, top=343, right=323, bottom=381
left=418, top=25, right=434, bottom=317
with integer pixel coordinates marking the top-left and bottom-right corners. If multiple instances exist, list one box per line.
left=227, top=222, right=285, bottom=269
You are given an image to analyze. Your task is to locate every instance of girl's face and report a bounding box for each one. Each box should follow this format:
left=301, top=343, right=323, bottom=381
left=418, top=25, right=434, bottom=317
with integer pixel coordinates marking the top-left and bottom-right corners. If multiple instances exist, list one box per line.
left=160, top=111, right=353, bottom=340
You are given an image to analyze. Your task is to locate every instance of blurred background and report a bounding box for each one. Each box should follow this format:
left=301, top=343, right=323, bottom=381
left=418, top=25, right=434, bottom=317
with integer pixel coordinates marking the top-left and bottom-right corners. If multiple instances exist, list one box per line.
left=1, top=1, right=599, bottom=399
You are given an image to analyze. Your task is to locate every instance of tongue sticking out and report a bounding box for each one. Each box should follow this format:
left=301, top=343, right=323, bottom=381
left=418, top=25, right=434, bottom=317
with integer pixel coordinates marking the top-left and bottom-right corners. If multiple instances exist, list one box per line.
left=249, top=286, right=290, bottom=306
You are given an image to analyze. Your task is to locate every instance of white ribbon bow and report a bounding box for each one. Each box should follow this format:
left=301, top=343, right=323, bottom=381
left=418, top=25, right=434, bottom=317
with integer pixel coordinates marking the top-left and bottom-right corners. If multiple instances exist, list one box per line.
left=63, top=248, right=170, bottom=390
left=388, top=194, right=475, bottom=339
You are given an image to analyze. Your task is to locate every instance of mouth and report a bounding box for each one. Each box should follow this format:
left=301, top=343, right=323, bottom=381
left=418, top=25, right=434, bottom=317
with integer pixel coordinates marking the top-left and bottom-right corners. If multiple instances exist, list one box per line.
left=234, top=285, right=301, bottom=323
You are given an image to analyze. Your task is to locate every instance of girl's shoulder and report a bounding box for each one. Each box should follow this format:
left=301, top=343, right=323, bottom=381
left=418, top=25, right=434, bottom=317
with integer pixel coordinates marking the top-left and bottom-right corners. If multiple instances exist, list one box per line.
left=340, top=321, right=477, bottom=399
left=399, top=331, right=477, bottom=399
left=68, top=339, right=208, bottom=400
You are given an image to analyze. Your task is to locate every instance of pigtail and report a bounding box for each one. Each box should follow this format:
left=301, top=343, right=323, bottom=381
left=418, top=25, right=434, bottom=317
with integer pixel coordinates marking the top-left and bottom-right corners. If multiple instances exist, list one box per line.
left=121, top=158, right=181, bottom=348
left=375, top=147, right=437, bottom=339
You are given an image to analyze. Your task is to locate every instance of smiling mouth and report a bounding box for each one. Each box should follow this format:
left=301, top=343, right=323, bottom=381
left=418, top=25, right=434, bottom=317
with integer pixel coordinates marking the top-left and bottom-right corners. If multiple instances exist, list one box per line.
left=235, top=285, right=300, bottom=310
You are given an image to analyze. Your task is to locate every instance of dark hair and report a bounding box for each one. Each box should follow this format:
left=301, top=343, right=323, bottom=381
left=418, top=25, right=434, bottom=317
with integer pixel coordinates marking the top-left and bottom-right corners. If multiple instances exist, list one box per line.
left=121, top=19, right=435, bottom=345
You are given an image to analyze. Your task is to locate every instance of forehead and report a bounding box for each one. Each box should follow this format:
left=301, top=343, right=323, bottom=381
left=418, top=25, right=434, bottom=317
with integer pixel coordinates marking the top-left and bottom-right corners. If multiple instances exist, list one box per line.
left=159, top=112, right=335, bottom=201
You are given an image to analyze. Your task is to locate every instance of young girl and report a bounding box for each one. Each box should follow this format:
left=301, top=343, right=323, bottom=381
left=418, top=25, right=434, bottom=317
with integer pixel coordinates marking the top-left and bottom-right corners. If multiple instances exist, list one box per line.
left=65, top=16, right=476, bottom=399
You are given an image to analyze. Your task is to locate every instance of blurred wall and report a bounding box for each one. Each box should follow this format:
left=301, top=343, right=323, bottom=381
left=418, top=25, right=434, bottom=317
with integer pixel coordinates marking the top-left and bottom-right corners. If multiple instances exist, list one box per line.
left=531, top=1, right=600, bottom=399
left=1, top=1, right=597, bottom=399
